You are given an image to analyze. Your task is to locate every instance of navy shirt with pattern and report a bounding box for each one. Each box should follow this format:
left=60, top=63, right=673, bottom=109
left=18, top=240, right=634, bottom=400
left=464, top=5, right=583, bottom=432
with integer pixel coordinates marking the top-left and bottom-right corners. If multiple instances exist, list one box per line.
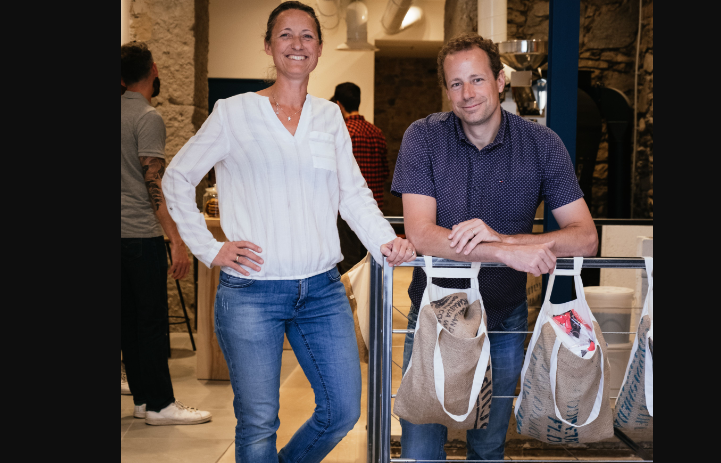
left=391, top=109, right=583, bottom=330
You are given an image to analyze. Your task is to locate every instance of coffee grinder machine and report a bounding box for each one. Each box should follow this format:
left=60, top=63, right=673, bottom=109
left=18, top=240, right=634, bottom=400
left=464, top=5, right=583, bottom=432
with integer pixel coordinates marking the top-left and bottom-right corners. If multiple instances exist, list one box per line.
left=497, top=40, right=548, bottom=125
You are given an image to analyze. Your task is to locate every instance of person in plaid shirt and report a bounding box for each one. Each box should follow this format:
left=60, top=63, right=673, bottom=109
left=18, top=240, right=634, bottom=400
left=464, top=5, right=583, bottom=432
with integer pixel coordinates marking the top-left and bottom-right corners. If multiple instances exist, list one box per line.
left=332, top=82, right=390, bottom=273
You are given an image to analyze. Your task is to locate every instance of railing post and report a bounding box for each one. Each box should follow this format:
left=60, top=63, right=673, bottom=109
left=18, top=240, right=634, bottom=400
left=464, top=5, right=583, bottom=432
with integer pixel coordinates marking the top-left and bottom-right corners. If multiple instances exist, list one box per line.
left=367, top=256, right=383, bottom=463
left=380, top=259, right=394, bottom=463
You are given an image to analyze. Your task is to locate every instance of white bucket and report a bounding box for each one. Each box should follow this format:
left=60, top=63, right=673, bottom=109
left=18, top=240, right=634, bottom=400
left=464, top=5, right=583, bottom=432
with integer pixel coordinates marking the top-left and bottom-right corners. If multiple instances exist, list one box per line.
left=607, top=341, right=634, bottom=398
left=585, top=286, right=635, bottom=345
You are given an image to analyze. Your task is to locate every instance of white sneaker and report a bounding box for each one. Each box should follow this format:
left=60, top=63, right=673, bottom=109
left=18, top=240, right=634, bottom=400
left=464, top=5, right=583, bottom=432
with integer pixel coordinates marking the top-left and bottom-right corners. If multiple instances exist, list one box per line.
left=145, top=401, right=212, bottom=426
left=121, top=363, right=131, bottom=395
left=134, top=404, right=147, bottom=419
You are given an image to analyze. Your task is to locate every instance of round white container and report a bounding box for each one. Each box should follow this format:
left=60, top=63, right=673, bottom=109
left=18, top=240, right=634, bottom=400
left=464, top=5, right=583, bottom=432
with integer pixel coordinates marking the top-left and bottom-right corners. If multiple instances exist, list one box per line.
left=585, top=286, right=635, bottom=345
left=607, top=341, right=633, bottom=398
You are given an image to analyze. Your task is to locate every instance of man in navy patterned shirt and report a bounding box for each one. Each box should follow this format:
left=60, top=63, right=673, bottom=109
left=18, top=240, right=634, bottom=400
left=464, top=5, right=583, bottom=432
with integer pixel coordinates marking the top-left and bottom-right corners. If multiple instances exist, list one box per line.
left=391, top=34, right=598, bottom=460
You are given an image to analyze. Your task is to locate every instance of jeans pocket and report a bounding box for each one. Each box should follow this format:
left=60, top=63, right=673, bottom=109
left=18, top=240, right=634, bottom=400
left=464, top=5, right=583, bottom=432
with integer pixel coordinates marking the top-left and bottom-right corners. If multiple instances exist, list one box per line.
left=499, top=302, right=529, bottom=332
left=219, top=272, right=256, bottom=289
left=327, top=267, right=342, bottom=283
left=501, top=318, right=528, bottom=333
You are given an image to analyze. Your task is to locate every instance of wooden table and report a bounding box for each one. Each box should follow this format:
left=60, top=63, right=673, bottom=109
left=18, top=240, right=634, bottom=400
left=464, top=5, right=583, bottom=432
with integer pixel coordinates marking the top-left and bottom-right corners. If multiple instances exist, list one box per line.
left=196, top=216, right=230, bottom=380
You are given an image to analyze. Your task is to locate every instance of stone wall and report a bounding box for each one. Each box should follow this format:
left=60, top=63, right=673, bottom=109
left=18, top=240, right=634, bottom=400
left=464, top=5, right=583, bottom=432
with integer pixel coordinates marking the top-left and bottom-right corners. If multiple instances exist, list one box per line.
left=444, top=0, right=478, bottom=41
left=507, top=0, right=549, bottom=39
left=129, top=0, right=209, bottom=158
left=635, top=0, right=653, bottom=217
left=507, top=0, right=653, bottom=218
left=128, top=0, right=210, bottom=331
left=374, top=57, right=443, bottom=217
left=441, top=0, right=478, bottom=111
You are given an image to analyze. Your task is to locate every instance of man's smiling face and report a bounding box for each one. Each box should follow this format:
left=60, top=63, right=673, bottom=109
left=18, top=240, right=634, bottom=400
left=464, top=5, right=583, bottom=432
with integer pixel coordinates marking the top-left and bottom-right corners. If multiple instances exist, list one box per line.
left=444, top=47, right=505, bottom=128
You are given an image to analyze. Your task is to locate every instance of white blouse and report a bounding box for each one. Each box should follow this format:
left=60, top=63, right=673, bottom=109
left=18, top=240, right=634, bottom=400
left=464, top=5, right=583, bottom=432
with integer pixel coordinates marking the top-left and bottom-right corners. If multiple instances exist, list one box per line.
left=163, top=92, right=397, bottom=280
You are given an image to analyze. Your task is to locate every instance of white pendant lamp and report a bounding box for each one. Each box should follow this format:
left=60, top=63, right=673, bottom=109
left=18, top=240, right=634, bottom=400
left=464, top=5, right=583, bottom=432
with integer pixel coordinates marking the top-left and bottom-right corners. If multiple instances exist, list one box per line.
left=337, top=1, right=378, bottom=51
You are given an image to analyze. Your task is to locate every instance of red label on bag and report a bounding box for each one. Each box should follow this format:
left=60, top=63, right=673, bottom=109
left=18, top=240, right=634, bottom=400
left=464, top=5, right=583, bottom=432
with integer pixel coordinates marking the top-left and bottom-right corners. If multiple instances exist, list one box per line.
left=571, top=309, right=594, bottom=332
left=553, top=312, right=573, bottom=334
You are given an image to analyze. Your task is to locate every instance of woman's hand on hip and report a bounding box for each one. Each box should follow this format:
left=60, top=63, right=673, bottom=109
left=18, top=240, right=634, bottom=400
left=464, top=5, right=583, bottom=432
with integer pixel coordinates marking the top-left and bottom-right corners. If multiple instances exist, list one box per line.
left=381, top=237, right=416, bottom=267
left=211, top=241, right=264, bottom=276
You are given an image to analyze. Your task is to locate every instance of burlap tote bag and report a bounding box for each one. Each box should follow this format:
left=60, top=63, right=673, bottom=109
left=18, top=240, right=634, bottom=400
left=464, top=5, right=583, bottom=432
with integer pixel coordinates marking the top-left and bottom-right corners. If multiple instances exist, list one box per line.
left=394, top=256, right=492, bottom=430
left=340, top=253, right=372, bottom=364
left=515, top=257, right=614, bottom=443
left=614, top=257, right=653, bottom=431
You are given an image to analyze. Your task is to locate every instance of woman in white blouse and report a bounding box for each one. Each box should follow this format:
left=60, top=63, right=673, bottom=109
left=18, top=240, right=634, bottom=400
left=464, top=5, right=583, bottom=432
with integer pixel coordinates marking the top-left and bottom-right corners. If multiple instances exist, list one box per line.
left=163, top=2, right=415, bottom=461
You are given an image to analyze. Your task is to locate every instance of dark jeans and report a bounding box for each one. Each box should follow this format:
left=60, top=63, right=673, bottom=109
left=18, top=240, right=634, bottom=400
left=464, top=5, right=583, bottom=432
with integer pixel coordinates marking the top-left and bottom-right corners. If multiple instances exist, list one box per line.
left=120, top=236, right=175, bottom=412
left=337, top=216, right=366, bottom=274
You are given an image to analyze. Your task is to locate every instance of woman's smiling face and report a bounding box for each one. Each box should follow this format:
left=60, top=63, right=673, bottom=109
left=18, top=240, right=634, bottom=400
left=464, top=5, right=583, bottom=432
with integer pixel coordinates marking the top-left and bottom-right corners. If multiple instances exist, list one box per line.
left=265, top=9, right=323, bottom=81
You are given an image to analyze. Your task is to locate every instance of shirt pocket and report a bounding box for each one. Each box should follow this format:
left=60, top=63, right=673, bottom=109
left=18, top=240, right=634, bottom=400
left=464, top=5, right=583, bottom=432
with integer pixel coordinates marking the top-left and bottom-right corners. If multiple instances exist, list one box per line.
left=308, top=131, right=337, bottom=172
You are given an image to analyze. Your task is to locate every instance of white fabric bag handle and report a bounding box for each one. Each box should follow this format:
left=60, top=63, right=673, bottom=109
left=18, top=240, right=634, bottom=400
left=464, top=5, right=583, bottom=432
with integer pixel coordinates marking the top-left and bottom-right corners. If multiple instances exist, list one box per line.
left=546, top=257, right=605, bottom=428
left=544, top=258, right=597, bottom=355
left=643, top=257, right=653, bottom=416
left=543, top=257, right=586, bottom=307
left=614, top=257, right=653, bottom=418
left=422, top=255, right=488, bottom=422
left=541, top=257, right=596, bottom=350
left=514, top=258, right=585, bottom=418
left=423, top=256, right=482, bottom=290
left=433, top=319, right=491, bottom=422
left=422, top=256, right=481, bottom=306
left=549, top=337, right=605, bottom=428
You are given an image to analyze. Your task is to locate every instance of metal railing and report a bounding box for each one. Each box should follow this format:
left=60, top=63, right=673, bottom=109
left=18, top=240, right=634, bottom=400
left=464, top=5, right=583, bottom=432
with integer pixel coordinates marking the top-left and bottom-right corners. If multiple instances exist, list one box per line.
left=384, top=216, right=653, bottom=227
left=366, top=256, right=651, bottom=463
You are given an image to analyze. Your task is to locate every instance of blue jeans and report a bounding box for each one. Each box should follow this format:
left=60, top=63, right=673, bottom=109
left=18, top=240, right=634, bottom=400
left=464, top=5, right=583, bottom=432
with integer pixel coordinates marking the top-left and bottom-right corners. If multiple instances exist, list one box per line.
left=400, top=300, right=528, bottom=460
left=215, top=268, right=362, bottom=463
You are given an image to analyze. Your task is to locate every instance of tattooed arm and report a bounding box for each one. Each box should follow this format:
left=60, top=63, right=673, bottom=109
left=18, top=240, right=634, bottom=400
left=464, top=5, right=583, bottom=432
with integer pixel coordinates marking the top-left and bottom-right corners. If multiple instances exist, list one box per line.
left=140, top=156, right=191, bottom=280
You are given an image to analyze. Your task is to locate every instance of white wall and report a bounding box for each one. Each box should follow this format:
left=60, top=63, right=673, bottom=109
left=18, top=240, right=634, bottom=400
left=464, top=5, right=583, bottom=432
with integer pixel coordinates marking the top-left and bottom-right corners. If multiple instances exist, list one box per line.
left=208, top=0, right=445, bottom=122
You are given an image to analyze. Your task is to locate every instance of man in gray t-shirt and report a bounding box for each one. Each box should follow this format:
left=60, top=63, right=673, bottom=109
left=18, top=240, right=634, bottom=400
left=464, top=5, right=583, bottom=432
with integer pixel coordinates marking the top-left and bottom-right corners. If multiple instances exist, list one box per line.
left=121, top=41, right=210, bottom=426
left=121, top=89, right=166, bottom=238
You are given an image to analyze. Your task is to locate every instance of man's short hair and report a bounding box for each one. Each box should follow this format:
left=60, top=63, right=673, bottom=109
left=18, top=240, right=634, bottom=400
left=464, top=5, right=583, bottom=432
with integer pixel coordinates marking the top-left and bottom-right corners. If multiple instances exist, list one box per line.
left=121, top=42, right=154, bottom=87
left=331, top=82, right=361, bottom=112
left=437, top=33, right=503, bottom=89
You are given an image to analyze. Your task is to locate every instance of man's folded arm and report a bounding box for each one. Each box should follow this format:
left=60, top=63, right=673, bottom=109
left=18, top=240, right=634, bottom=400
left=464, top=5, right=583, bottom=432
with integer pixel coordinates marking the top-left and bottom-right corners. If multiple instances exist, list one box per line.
left=403, top=193, right=505, bottom=262
left=403, top=193, right=561, bottom=277
left=501, top=198, right=598, bottom=257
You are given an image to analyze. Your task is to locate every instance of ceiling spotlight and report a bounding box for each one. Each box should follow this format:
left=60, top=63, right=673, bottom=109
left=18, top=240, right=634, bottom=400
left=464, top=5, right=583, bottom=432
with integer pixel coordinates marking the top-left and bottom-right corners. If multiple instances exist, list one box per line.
left=400, top=6, right=423, bottom=30
left=381, top=0, right=422, bottom=35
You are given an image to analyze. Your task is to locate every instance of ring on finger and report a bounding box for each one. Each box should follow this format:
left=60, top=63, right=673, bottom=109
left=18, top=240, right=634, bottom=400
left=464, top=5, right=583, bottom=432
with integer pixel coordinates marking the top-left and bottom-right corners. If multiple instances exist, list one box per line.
left=236, top=255, right=240, bottom=264
left=472, top=228, right=477, bottom=236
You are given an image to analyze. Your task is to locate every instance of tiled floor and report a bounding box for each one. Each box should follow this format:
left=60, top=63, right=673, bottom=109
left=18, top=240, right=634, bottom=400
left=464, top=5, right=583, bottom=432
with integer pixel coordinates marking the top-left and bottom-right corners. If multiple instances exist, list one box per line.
left=122, top=267, right=650, bottom=462
left=121, top=334, right=305, bottom=463
left=120, top=269, right=416, bottom=463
